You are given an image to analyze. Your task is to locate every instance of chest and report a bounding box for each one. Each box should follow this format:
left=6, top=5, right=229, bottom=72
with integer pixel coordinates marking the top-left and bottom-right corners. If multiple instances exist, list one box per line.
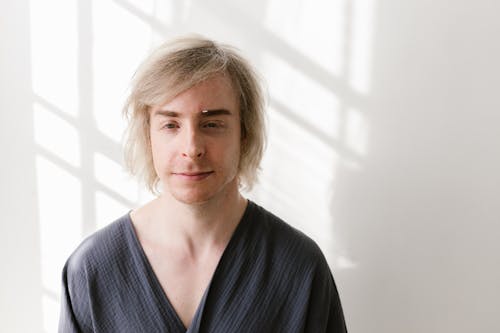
left=144, top=246, right=223, bottom=328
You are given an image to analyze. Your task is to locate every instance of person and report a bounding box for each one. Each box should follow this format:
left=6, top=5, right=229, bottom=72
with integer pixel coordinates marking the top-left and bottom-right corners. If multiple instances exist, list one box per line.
left=58, top=35, right=347, bottom=333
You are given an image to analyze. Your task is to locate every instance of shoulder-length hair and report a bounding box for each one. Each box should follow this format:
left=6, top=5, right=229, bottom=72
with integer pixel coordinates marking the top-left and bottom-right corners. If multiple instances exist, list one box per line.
left=122, top=35, right=266, bottom=194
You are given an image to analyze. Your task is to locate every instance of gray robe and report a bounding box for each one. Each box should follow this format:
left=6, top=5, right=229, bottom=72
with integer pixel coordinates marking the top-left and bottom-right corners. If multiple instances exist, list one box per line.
left=59, top=201, right=347, bottom=332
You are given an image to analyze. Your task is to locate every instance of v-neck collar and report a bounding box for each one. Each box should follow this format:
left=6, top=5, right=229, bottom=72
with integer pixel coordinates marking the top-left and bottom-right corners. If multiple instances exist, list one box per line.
left=123, top=200, right=254, bottom=332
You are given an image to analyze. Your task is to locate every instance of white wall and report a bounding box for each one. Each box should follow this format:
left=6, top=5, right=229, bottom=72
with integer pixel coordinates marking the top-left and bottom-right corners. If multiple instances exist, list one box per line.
left=1, top=0, right=499, bottom=332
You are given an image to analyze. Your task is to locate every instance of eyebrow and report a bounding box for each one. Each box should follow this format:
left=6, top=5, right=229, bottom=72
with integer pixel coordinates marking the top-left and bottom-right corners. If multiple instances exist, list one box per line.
left=153, top=109, right=233, bottom=118
left=201, top=109, right=233, bottom=117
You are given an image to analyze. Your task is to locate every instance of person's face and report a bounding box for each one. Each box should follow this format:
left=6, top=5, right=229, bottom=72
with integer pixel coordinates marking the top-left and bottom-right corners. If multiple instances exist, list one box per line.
left=149, top=74, right=242, bottom=204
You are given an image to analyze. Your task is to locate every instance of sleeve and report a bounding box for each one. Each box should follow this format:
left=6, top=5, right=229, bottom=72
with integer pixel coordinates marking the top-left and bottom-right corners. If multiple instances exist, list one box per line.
left=304, top=258, right=348, bottom=333
left=58, top=262, right=84, bottom=333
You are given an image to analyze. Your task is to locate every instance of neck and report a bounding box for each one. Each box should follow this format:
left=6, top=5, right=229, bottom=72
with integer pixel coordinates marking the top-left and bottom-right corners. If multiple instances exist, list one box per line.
left=148, top=185, right=247, bottom=257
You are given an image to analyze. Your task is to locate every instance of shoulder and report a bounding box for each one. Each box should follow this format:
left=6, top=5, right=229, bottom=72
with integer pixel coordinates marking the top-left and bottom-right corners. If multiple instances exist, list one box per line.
left=247, top=201, right=328, bottom=270
left=60, top=213, right=137, bottom=331
left=64, top=213, right=132, bottom=277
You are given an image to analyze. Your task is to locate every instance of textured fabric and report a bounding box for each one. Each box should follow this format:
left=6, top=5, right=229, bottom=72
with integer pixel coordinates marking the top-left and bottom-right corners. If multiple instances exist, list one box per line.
left=59, top=201, right=347, bottom=332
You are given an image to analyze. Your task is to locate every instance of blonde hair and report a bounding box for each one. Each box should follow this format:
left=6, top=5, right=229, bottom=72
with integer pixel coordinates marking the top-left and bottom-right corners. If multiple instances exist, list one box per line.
left=122, top=35, right=266, bottom=194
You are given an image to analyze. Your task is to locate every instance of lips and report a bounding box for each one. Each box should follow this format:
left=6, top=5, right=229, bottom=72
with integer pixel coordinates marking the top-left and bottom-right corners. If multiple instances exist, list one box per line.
left=173, top=171, right=214, bottom=181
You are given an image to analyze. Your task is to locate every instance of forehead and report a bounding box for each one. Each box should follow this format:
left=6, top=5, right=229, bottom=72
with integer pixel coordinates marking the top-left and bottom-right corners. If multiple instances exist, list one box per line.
left=154, top=74, right=239, bottom=115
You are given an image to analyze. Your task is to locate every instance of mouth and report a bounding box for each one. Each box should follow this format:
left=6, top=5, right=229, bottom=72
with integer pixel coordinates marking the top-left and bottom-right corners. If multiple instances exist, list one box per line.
left=173, top=171, right=214, bottom=181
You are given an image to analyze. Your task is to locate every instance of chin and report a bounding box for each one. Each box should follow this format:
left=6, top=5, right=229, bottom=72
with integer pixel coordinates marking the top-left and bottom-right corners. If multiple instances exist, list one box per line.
left=164, top=175, right=239, bottom=205
left=170, top=188, right=216, bottom=205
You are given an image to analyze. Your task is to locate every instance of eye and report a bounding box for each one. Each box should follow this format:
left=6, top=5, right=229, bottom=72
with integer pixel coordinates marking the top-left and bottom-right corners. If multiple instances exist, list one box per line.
left=163, top=122, right=179, bottom=130
left=202, top=121, right=225, bottom=130
left=205, top=122, right=219, bottom=128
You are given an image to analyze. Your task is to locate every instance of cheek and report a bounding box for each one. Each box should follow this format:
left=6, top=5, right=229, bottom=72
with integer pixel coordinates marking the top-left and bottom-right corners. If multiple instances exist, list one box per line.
left=150, top=133, right=162, bottom=153
left=150, top=133, right=172, bottom=171
left=224, top=142, right=241, bottom=171
left=150, top=138, right=162, bottom=175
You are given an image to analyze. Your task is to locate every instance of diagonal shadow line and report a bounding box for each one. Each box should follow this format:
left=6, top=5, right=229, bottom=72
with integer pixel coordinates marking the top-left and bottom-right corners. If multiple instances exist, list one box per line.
left=33, top=94, right=78, bottom=126
left=270, top=98, right=363, bottom=165
left=35, top=144, right=80, bottom=176
left=84, top=129, right=123, bottom=165
left=196, top=0, right=370, bottom=112
left=33, top=93, right=123, bottom=165
left=93, top=180, right=136, bottom=209
left=113, top=0, right=171, bottom=34
left=35, top=145, right=135, bottom=208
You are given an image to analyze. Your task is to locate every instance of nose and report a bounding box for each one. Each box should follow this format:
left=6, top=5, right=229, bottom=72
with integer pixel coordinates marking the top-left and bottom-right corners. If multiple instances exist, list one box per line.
left=181, top=126, right=205, bottom=159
